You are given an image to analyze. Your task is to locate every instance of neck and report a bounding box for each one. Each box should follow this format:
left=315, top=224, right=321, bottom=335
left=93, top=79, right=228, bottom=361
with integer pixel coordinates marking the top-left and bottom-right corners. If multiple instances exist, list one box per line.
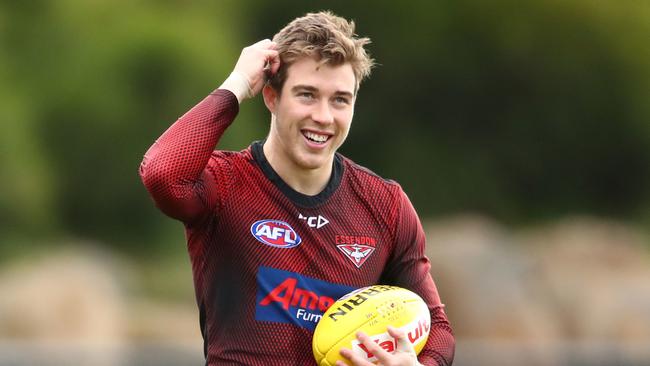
left=263, top=139, right=333, bottom=196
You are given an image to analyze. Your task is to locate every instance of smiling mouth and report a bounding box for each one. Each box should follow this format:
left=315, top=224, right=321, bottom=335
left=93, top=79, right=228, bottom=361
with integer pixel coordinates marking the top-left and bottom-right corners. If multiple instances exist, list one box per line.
left=302, top=131, right=331, bottom=145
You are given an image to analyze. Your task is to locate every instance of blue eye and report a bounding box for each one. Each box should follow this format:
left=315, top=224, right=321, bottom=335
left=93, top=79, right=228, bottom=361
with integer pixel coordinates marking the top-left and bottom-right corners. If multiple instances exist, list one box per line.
left=334, top=96, right=350, bottom=105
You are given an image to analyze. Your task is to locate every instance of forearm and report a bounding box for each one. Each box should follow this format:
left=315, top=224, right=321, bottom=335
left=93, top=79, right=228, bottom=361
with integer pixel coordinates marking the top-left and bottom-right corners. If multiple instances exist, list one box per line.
left=397, top=273, right=455, bottom=366
left=390, top=189, right=455, bottom=365
left=139, top=39, right=279, bottom=221
left=139, top=89, right=238, bottom=220
left=417, top=306, right=455, bottom=366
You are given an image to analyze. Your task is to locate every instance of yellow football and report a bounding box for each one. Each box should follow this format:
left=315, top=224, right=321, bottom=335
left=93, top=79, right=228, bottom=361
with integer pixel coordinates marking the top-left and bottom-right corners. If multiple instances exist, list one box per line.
left=312, top=285, right=431, bottom=366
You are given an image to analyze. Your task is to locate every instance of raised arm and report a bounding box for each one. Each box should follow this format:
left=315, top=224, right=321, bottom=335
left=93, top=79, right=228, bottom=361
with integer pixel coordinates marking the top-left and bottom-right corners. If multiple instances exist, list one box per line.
left=139, top=39, right=280, bottom=222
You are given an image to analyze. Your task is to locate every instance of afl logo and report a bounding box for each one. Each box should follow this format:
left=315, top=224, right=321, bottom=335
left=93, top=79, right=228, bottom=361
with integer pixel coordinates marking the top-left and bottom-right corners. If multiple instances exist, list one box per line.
left=251, top=220, right=302, bottom=248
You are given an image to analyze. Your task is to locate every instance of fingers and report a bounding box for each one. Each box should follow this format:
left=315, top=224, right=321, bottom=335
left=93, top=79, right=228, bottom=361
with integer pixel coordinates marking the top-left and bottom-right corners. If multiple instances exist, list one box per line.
left=355, top=331, right=395, bottom=364
left=338, top=328, right=417, bottom=366
left=231, top=39, right=282, bottom=99
left=252, top=38, right=276, bottom=49
left=260, top=49, right=280, bottom=71
left=252, top=39, right=279, bottom=69
left=256, top=40, right=280, bottom=76
left=244, top=39, right=278, bottom=65
left=267, top=51, right=281, bottom=75
left=337, top=344, right=374, bottom=366
left=387, top=326, right=415, bottom=354
left=336, top=359, right=354, bottom=366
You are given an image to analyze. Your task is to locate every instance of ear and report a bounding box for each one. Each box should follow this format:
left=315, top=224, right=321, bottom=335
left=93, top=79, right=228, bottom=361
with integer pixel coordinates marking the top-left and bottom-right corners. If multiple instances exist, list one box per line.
left=262, top=84, right=279, bottom=114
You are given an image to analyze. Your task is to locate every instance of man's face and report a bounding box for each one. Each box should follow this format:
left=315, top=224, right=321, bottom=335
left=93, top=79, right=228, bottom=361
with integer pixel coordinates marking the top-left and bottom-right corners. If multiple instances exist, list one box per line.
left=264, top=57, right=356, bottom=173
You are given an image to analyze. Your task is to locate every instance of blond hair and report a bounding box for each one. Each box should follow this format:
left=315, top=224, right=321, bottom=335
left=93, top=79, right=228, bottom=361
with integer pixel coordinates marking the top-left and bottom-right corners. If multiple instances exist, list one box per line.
left=269, top=11, right=374, bottom=94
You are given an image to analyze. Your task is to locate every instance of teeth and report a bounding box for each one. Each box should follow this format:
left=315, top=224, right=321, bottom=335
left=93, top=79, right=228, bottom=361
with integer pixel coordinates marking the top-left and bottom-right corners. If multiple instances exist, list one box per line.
left=305, top=131, right=328, bottom=143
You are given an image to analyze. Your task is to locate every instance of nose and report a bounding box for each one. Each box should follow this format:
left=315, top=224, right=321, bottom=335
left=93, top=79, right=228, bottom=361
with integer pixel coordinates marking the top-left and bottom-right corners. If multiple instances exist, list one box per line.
left=311, top=100, right=334, bottom=125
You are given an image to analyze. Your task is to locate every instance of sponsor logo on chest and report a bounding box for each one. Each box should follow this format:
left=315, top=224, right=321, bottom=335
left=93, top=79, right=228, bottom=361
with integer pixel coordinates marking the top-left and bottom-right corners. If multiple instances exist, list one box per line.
left=298, top=213, right=329, bottom=229
left=255, top=267, right=355, bottom=330
left=250, top=220, right=302, bottom=248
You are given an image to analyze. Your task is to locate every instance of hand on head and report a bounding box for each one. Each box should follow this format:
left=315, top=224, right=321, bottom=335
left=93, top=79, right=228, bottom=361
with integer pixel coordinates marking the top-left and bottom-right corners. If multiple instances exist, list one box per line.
left=234, top=39, right=281, bottom=98
left=219, top=39, right=280, bottom=102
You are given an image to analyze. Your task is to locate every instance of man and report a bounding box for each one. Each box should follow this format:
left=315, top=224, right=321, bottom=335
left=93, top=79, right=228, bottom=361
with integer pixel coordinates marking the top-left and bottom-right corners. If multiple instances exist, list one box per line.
left=140, top=11, right=454, bottom=366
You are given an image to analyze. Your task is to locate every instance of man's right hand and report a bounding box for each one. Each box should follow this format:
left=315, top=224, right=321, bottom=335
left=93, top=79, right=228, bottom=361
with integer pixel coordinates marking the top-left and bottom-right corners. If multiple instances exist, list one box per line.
left=220, top=39, right=281, bottom=103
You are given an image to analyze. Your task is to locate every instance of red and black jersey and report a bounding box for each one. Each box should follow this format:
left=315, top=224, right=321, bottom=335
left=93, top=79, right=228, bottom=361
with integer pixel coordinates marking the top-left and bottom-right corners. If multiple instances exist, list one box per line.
left=139, top=90, right=454, bottom=365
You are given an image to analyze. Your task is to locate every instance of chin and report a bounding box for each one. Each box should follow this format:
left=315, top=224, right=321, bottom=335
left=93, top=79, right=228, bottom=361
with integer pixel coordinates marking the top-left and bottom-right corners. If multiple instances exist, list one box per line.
left=295, top=155, right=329, bottom=171
left=298, top=161, right=325, bottom=171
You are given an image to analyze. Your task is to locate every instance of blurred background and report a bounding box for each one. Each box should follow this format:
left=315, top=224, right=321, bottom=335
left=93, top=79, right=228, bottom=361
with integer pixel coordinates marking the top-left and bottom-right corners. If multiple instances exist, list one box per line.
left=1, top=0, right=649, bottom=365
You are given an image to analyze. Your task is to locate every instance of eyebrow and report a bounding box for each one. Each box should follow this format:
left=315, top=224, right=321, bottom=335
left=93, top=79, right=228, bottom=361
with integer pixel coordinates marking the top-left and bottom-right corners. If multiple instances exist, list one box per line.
left=291, top=84, right=354, bottom=98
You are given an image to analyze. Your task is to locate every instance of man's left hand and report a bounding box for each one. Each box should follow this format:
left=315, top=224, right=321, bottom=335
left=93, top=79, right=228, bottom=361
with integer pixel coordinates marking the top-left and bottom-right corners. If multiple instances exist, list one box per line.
left=336, top=326, right=422, bottom=366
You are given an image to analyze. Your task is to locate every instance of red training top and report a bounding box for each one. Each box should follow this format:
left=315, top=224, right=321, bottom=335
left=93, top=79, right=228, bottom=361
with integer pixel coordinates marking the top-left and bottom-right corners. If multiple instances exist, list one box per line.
left=139, top=89, right=455, bottom=365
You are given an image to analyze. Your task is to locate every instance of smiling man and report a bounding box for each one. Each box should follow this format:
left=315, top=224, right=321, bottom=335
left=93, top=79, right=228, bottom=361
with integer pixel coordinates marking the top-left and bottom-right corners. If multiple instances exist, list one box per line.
left=262, top=56, right=354, bottom=195
left=140, top=11, right=454, bottom=366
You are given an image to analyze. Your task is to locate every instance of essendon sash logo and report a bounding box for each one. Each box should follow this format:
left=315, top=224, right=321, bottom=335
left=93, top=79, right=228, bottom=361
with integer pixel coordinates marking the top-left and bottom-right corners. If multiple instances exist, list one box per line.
left=337, top=244, right=375, bottom=268
left=255, top=267, right=355, bottom=330
left=335, top=235, right=377, bottom=268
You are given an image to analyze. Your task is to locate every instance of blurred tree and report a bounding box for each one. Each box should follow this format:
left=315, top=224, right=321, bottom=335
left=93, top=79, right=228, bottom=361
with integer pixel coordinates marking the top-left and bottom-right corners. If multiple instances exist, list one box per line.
left=1, top=0, right=649, bottom=256
left=244, top=0, right=650, bottom=223
left=0, top=0, right=250, bottom=253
